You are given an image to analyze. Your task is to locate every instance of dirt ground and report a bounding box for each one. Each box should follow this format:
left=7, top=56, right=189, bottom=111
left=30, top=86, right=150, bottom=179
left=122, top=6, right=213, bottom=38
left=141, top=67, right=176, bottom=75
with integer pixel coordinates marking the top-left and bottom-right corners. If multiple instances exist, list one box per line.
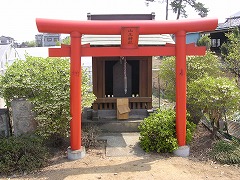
left=1, top=123, right=240, bottom=180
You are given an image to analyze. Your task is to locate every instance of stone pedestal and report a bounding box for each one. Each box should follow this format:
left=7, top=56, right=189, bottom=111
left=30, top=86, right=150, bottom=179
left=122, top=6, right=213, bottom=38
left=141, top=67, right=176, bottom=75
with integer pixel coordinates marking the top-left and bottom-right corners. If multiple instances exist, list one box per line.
left=67, top=146, right=86, bottom=160
left=0, top=108, right=10, bottom=137
left=11, top=99, right=37, bottom=136
left=173, top=146, right=190, bottom=157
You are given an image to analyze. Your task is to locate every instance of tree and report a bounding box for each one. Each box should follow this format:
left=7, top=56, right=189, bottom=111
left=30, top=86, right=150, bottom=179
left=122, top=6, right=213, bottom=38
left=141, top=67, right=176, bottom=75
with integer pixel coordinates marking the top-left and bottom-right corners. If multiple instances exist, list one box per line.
left=159, top=52, right=223, bottom=123
left=159, top=51, right=222, bottom=101
left=0, top=55, right=96, bottom=139
left=146, top=0, right=169, bottom=20
left=188, top=76, right=240, bottom=137
left=221, top=28, right=240, bottom=87
left=56, top=36, right=70, bottom=46
left=21, top=40, right=36, bottom=47
left=197, top=35, right=211, bottom=50
left=145, top=0, right=208, bottom=20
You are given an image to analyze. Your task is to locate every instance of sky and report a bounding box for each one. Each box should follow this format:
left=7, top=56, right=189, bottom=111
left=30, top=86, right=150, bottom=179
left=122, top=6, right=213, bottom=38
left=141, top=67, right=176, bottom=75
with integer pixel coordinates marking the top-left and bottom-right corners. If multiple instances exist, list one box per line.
left=1, top=0, right=240, bottom=42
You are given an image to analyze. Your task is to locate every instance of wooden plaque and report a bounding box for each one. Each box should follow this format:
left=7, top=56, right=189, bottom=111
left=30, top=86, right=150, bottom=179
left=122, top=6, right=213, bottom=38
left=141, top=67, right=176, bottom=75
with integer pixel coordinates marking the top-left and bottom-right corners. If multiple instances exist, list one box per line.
left=121, top=27, right=139, bottom=49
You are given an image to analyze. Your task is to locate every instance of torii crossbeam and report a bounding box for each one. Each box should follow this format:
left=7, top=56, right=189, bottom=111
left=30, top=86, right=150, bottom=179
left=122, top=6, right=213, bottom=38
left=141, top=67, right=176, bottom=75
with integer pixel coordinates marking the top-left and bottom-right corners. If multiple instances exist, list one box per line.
left=36, top=17, right=218, bottom=160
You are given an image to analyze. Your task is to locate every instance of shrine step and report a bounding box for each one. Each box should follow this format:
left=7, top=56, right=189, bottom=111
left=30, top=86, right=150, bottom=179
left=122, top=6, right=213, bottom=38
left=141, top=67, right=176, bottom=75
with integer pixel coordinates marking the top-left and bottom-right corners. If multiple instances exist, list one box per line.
left=82, top=119, right=143, bottom=132
left=95, top=109, right=148, bottom=120
left=82, top=109, right=150, bottom=132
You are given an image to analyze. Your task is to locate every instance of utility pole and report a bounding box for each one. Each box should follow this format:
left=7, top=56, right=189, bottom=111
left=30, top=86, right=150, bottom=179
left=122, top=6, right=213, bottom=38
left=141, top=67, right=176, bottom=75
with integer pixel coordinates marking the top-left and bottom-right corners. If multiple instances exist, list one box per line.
left=166, top=0, right=169, bottom=20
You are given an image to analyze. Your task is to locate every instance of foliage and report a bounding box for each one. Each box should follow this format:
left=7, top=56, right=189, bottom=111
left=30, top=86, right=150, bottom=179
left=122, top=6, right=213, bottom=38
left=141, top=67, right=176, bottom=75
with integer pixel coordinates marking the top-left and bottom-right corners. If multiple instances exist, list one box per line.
left=56, top=36, right=70, bottom=46
left=0, top=135, right=49, bottom=175
left=186, top=119, right=197, bottom=143
left=22, top=40, right=36, bottom=47
left=0, top=55, right=96, bottom=139
left=159, top=51, right=222, bottom=124
left=159, top=51, right=222, bottom=101
left=145, top=0, right=208, bottom=20
left=62, top=36, right=70, bottom=45
left=138, top=109, right=196, bottom=153
left=187, top=51, right=222, bottom=82
left=56, top=36, right=71, bottom=46
left=159, top=56, right=176, bottom=101
left=221, top=28, right=240, bottom=86
left=211, top=139, right=240, bottom=164
left=197, top=35, right=211, bottom=50
left=188, top=76, right=240, bottom=136
left=82, top=124, right=102, bottom=148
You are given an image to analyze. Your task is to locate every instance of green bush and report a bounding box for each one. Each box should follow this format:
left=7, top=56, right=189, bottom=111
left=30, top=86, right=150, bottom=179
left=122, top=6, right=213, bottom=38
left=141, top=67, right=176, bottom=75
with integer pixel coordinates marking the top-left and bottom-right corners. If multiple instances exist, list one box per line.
left=0, top=55, right=96, bottom=139
left=211, top=139, right=240, bottom=164
left=138, top=109, right=196, bottom=153
left=197, top=35, right=211, bottom=50
left=0, top=135, right=49, bottom=175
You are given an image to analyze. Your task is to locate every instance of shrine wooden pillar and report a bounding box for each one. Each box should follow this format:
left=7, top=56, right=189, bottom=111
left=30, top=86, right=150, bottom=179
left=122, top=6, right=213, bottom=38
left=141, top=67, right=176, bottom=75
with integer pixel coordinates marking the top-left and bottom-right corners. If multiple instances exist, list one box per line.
left=70, top=32, right=82, bottom=150
left=175, top=31, right=187, bottom=146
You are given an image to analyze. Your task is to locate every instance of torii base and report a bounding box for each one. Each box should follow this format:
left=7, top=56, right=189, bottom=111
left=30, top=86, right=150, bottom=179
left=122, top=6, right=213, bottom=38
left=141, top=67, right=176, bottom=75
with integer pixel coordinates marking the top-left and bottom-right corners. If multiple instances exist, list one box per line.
left=173, top=146, right=190, bottom=157
left=67, top=146, right=86, bottom=160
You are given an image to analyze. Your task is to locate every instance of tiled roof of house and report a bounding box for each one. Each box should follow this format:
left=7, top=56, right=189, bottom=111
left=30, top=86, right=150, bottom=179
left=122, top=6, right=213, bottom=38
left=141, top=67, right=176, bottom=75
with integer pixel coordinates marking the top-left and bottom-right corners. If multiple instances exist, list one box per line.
left=217, top=11, right=240, bottom=30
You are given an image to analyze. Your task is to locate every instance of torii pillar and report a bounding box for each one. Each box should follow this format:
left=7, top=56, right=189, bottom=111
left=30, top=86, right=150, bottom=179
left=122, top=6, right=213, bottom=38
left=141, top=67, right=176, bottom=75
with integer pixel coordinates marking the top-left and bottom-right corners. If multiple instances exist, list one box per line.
left=36, top=17, right=218, bottom=160
left=67, top=32, right=85, bottom=159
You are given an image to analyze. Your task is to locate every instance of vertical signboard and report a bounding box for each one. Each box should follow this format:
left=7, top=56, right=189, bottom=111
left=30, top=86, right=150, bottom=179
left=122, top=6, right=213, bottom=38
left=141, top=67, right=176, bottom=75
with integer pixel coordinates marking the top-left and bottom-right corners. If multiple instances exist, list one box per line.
left=121, top=27, right=139, bottom=48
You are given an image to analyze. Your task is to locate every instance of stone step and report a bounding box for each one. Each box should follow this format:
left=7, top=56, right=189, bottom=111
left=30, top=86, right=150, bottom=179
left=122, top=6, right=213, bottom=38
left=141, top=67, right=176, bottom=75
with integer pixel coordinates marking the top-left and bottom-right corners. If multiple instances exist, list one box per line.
left=82, top=108, right=149, bottom=132
left=82, top=119, right=143, bottom=132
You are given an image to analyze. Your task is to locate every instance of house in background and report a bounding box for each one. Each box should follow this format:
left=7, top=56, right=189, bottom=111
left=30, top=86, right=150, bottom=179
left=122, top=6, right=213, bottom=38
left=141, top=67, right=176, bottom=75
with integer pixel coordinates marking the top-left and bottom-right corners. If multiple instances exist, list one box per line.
left=172, top=32, right=200, bottom=45
left=186, top=32, right=201, bottom=44
left=35, top=33, right=61, bottom=47
left=0, top=44, right=20, bottom=75
left=208, top=11, right=240, bottom=53
left=0, top=36, right=15, bottom=45
left=183, top=11, right=240, bottom=53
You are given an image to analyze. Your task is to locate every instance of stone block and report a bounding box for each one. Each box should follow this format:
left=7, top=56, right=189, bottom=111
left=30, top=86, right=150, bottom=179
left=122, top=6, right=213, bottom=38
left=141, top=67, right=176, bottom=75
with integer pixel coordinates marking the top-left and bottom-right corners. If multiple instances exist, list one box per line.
left=0, top=108, right=10, bottom=137
left=11, top=99, right=37, bottom=136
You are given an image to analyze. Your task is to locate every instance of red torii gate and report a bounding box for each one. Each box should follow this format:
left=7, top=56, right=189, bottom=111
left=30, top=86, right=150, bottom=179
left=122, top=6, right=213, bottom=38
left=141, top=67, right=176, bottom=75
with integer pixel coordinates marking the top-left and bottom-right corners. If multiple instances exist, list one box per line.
left=36, top=18, right=218, bottom=159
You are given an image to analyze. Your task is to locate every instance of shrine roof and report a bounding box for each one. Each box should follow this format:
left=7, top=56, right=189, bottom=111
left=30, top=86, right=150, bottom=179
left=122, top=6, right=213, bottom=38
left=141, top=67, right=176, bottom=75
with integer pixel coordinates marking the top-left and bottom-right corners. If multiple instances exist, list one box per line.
left=82, top=34, right=175, bottom=46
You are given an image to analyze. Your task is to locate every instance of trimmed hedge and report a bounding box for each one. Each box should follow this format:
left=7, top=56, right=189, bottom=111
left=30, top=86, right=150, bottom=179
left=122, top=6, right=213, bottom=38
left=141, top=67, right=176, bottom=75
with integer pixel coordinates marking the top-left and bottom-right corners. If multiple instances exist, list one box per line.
left=0, top=135, right=49, bottom=175
left=139, top=109, right=196, bottom=153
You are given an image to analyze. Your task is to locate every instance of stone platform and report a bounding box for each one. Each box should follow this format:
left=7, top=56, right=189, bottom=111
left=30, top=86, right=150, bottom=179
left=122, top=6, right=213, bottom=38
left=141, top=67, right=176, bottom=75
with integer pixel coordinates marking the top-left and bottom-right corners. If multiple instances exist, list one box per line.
left=82, top=109, right=149, bottom=132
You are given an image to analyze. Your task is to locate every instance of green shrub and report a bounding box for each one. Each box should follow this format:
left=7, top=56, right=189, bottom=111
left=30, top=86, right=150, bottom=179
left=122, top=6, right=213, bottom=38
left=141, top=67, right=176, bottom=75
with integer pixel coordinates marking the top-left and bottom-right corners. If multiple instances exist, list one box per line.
left=186, top=120, right=196, bottom=143
left=0, top=55, right=96, bottom=139
left=197, top=35, right=211, bottom=50
left=0, top=135, right=49, bottom=175
left=138, top=109, right=196, bottom=153
left=211, top=139, right=240, bottom=164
